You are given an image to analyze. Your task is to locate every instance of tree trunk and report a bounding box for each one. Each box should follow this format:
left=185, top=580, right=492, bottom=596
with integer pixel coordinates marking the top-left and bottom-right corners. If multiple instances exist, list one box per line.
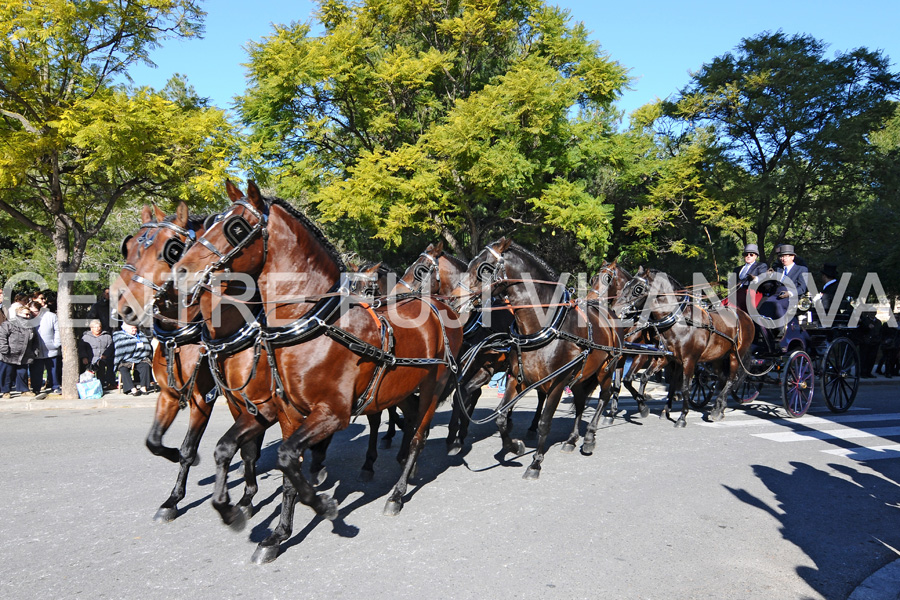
left=57, top=272, right=79, bottom=399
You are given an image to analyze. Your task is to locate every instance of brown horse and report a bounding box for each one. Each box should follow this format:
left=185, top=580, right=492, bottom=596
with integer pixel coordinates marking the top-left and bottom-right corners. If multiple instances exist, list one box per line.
left=174, top=181, right=463, bottom=563
left=111, top=202, right=263, bottom=523
left=451, top=238, right=622, bottom=479
left=612, top=268, right=754, bottom=426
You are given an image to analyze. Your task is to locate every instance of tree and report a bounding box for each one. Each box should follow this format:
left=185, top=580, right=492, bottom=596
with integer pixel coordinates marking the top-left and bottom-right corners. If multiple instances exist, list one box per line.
left=0, top=1, right=239, bottom=398
left=238, top=0, right=628, bottom=268
left=663, top=31, right=900, bottom=264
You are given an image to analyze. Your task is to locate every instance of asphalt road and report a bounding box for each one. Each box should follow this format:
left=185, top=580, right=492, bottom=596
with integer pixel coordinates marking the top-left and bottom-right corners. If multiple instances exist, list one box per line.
left=2, top=381, right=899, bottom=600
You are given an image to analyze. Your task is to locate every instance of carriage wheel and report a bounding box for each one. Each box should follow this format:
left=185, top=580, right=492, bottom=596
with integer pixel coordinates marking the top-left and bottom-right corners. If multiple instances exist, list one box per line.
left=821, top=337, right=860, bottom=413
left=734, top=376, right=763, bottom=404
left=781, top=350, right=814, bottom=418
left=688, top=364, right=717, bottom=409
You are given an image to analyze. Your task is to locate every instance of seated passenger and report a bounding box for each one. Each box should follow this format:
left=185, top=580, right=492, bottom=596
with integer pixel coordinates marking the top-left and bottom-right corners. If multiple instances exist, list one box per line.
left=757, top=244, right=809, bottom=325
left=731, top=243, right=767, bottom=312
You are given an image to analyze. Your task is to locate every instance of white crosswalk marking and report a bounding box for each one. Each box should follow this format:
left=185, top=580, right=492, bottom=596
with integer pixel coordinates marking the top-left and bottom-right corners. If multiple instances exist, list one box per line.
left=821, top=445, right=900, bottom=461
left=752, top=426, right=900, bottom=443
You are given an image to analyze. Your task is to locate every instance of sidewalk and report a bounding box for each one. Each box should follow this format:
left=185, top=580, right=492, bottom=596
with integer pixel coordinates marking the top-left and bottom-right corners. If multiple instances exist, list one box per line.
left=0, top=388, right=158, bottom=411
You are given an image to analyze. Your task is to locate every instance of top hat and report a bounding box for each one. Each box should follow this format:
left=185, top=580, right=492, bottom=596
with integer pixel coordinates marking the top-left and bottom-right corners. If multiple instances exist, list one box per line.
left=778, top=244, right=795, bottom=255
left=821, top=263, right=838, bottom=279
left=743, top=243, right=759, bottom=255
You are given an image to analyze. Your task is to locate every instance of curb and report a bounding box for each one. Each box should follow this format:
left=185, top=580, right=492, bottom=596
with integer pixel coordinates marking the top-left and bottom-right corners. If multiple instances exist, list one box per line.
left=849, top=558, right=900, bottom=600
left=0, top=391, right=158, bottom=411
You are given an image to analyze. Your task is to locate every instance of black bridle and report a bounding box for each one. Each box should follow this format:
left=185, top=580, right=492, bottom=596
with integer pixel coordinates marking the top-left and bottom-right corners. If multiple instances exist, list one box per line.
left=396, top=252, right=442, bottom=294
left=121, top=220, right=197, bottom=306
left=184, top=199, right=269, bottom=306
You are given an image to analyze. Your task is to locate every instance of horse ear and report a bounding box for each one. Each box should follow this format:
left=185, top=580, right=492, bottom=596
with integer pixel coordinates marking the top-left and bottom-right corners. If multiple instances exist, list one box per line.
left=636, top=266, right=644, bottom=275
left=152, top=204, right=166, bottom=222
left=173, top=201, right=189, bottom=228
left=225, top=179, right=244, bottom=202
left=609, top=258, right=617, bottom=268
left=366, top=262, right=383, bottom=274
left=497, top=237, right=512, bottom=253
left=433, top=240, right=444, bottom=254
left=141, top=205, right=153, bottom=224
left=246, top=180, right=266, bottom=211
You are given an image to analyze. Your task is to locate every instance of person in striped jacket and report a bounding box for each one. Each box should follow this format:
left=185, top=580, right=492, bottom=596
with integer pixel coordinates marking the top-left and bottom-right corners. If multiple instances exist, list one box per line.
left=112, top=323, right=153, bottom=395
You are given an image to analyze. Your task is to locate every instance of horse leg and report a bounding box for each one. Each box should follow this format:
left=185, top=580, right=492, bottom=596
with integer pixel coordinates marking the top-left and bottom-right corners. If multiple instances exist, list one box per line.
left=361, top=414, right=381, bottom=481
left=709, top=355, right=740, bottom=422
left=384, top=379, right=441, bottom=516
left=526, top=389, right=546, bottom=440
left=676, top=360, right=696, bottom=428
left=584, top=372, right=613, bottom=454
left=211, top=417, right=268, bottom=531
left=380, top=406, right=402, bottom=449
left=309, top=435, right=331, bottom=486
left=496, top=382, right=525, bottom=456
left=447, top=379, right=481, bottom=456
left=660, top=363, right=678, bottom=421
left=234, top=430, right=266, bottom=520
left=563, top=382, right=591, bottom=453
left=275, top=414, right=341, bottom=523
left=252, top=474, right=298, bottom=564
left=524, top=385, right=566, bottom=480
left=149, top=391, right=213, bottom=522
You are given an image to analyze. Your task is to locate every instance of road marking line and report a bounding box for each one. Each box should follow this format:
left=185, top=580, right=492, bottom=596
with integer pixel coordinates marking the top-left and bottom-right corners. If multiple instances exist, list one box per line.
left=821, top=445, right=900, bottom=461
left=702, top=412, right=897, bottom=428
left=752, top=426, right=900, bottom=442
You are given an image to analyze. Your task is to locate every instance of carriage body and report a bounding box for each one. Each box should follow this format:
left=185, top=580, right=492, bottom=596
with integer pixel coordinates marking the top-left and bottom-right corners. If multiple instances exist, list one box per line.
left=721, top=313, right=861, bottom=417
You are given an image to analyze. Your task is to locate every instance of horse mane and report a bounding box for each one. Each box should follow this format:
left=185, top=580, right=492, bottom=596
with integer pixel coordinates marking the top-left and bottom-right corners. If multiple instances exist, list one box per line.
left=158, top=212, right=208, bottom=230
left=266, top=195, right=346, bottom=271
left=439, top=251, right=468, bottom=271
left=647, top=269, right=685, bottom=292
left=509, top=242, right=558, bottom=279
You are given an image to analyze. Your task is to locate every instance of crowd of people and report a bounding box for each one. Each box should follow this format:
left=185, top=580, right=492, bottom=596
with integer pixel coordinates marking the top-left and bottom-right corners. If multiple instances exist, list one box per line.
left=0, top=287, right=156, bottom=399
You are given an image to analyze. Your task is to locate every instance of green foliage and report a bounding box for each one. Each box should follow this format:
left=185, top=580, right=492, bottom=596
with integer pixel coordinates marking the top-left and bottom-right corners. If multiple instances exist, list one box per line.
left=663, top=32, right=900, bottom=265
left=238, top=0, right=629, bottom=267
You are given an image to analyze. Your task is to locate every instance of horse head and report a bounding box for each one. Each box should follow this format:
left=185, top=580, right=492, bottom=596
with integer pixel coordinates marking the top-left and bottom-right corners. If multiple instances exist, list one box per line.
left=346, top=261, right=392, bottom=298
left=113, top=201, right=200, bottom=326
left=174, top=180, right=269, bottom=303
left=587, top=259, right=631, bottom=303
left=394, top=241, right=467, bottom=296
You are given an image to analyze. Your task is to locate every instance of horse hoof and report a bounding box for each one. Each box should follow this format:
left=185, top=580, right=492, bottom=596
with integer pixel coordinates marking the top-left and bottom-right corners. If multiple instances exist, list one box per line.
left=708, top=411, right=724, bottom=422
left=226, top=509, right=247, bottom=532
left=674, top=419, right=687, bottom=429
left=251, top=544, right=280, bottom=564
left=525, top=429, right=537, bottom=441
left=508, top=440, right=526, bottom=456
left=383, top=500, right=403, bottom=516
left=153, top=507, right=178, bottom=523
left=312, top=467, right=328, bottom=487
left=581, top=441, right=595, bottom=455
left=601, top=416, right=614, bottom=425
left=238, top=503, right=254, bottom=521
left=561, top=443, right=576, bottom=453
left=639, top=406, right=650, bottom=418
left=379, top=438, right=392, bottom=450
left=446, top=441, right=462, bottom=456
left=319, top=496, right=339, bottom=521
left=359, top=469, right=374, bottom=482
left=523, top=467, right=541, bottom=480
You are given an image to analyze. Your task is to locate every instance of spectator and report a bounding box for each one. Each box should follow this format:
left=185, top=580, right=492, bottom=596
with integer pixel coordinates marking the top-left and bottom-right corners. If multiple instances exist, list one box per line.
left=877, top=321, right=900, bottom=379
left=89, top=287, right=112, bottom=333
left=858, top=312, right=882, bottom=379
left=29, top=299, right=61, bottom=395
left=0, top=289, right=7, bottom=326
left=8, top=292, right=27, bottom=323
left=79, top=319, right=114, bottom=389
left=112, top=322, right=153, bottom=396
left=0, top=304, right=41, bottom=399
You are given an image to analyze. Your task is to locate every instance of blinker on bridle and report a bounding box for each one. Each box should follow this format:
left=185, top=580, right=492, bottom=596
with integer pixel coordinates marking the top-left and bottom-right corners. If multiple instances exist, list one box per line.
left=396, top=252, right=441, bottom=294
left=121, top=220, right=198, bottom=299
left=184, top=199, right=269, bottom=305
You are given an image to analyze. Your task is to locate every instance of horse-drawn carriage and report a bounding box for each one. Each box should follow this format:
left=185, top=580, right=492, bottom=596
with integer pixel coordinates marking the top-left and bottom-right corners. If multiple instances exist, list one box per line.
left=689, top=301, right=861, bottom=418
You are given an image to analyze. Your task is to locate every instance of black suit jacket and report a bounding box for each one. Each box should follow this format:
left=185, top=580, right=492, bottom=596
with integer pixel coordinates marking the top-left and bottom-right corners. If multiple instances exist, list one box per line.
left=774, top=263, right=808, bottom=297
left=734, top=260, right=768, bottom=287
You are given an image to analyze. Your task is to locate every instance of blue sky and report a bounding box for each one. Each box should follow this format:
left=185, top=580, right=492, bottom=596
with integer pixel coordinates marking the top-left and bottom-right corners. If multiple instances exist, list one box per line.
left=129, top=0, right=900, bottom=119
